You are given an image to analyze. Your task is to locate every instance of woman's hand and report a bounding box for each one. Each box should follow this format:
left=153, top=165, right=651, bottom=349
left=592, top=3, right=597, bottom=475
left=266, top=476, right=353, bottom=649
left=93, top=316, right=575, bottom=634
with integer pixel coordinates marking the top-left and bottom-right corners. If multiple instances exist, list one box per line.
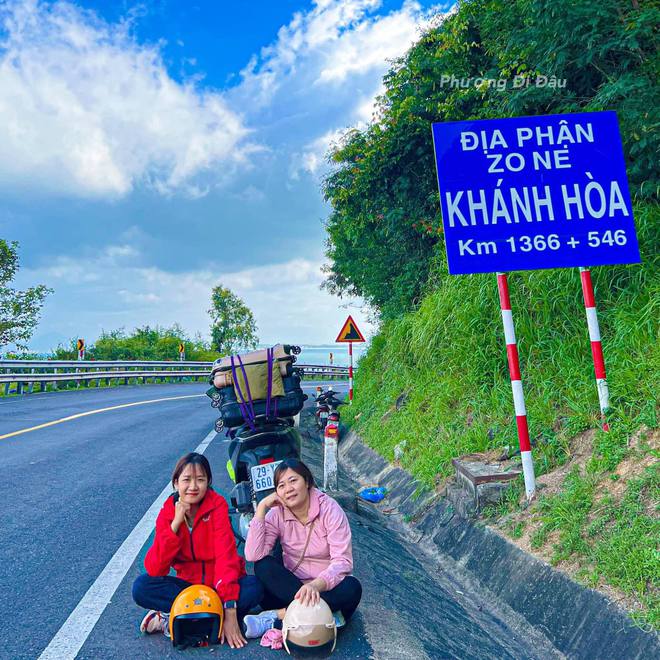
left=294, top=582, right=321, bottom=608
left=171, top=499, right=191, bottom=533
left=221, top=609, right=247, bottom=649
left=255, top=492, right=285, bottom=519
left=261, top=492, right=285, bottom=509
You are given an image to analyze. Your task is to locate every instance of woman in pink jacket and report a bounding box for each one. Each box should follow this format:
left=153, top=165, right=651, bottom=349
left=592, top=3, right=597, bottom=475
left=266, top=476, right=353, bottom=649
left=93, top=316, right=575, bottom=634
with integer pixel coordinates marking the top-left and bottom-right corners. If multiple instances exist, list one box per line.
left=243, top=458, right=362, bottom=638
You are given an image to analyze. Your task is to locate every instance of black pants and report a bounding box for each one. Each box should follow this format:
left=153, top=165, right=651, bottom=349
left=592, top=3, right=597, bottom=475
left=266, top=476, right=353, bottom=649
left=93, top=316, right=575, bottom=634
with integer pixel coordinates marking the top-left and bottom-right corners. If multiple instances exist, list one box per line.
left=254, top=555, right=362, bottom=621
left=132, top=574, right=263, bottom=621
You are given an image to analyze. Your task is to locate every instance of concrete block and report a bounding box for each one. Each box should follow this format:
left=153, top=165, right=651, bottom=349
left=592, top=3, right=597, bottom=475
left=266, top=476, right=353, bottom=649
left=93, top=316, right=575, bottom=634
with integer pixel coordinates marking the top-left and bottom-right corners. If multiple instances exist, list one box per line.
left=476, top=481, right=509, bottom=508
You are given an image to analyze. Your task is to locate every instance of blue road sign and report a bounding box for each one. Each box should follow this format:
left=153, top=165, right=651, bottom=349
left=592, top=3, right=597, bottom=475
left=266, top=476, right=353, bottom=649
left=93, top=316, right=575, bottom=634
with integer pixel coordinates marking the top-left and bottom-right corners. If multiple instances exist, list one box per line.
left=432, top=111, right=641, bottom=275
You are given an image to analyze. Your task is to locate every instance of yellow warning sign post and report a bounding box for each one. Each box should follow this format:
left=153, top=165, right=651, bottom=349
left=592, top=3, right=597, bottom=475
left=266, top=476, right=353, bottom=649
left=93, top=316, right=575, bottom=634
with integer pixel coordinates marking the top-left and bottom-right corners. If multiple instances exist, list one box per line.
left=76, top=338, right=85, bottom=361
left=336, top=316, right=365, bottom=403
left=178, top=342, right=185, bottom=361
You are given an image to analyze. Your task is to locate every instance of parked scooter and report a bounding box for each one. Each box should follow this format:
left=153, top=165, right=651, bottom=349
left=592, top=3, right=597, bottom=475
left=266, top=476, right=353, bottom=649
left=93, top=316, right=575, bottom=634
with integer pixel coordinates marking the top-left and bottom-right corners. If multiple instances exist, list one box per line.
left=224, top=418, right=302, bottom=544
left=314, top=386, right=345, bottom=430
left=206, top=345, right=307, bottom=546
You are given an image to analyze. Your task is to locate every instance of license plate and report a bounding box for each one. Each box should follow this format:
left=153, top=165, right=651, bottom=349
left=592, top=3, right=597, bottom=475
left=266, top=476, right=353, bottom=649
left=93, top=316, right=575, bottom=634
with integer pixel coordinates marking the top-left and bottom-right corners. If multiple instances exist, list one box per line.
left=320, top=411, right=329, bottom=419
left=251, top=461, right=282, bottom=492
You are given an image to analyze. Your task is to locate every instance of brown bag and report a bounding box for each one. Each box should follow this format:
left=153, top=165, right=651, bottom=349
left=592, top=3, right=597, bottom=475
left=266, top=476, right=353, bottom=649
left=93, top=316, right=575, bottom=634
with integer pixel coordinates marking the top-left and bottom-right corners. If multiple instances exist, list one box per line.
left=212, top=361, right=289, bottom=387
left=213, top=371, right=233, bottom=388
left=212, top=344, right=292, bottom=372
left=233, top=362, right=285, bottom=401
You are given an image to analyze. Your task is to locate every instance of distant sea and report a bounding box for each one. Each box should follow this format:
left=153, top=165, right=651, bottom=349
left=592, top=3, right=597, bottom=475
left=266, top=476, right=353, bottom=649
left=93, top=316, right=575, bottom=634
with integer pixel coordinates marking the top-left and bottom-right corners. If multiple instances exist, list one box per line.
left=297, top=344, right=368, bottom=367
left=5, top=345, right=368, bottom=366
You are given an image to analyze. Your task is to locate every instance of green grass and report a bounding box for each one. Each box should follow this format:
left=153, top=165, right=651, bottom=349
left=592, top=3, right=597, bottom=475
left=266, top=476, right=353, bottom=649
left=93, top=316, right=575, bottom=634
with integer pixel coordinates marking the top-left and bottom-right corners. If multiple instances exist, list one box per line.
left=530, top=467, right=595, bottom=558
left=534, top=463, right=660, bottom=630
left=345, top=199, right=659, bottom=627
left=346, top=200, right=658, bottom=487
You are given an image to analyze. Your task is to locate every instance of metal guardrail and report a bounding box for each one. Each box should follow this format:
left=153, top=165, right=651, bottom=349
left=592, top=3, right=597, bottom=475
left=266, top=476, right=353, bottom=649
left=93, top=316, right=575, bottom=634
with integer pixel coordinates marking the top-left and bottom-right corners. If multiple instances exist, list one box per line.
left=0, top=360, right=350, bottom=395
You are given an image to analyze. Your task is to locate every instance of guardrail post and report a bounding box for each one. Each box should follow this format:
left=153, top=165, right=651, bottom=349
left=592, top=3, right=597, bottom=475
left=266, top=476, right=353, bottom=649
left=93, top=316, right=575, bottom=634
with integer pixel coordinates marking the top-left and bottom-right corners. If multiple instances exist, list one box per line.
left=323, top=425, right=339, bottom=492
left=52, top=369, right=58, bottom=391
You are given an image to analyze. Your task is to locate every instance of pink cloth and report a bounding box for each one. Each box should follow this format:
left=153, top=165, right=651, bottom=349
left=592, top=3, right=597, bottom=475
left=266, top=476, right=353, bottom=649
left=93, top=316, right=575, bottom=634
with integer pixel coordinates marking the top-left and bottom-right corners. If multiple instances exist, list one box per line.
left=260, top=628, right=283, bottom=650
left=245, top=488, right=353, bottom=591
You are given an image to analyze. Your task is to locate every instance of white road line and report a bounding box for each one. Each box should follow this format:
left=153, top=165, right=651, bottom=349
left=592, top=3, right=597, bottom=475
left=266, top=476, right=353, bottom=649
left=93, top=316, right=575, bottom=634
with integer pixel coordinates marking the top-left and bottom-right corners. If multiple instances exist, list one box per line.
left=38, top=428, right=218, bottom=660
left=0, top=394, right=204, bottom=441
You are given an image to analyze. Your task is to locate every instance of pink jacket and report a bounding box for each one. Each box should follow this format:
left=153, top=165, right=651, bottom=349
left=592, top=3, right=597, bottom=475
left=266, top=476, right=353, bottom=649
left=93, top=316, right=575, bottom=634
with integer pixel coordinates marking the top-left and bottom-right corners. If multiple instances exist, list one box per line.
left=244, top=488, right=353, bottom=591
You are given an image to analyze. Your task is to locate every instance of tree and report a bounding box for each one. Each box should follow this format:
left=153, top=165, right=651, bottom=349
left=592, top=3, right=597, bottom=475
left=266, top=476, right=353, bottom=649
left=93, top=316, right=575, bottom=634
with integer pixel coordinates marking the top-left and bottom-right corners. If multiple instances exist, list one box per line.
left=323, top=0, right=659, bottom=319
left=54, top=324, right=222, bottom=361
left=208, top=285, right=258, bottom=355
left=0, top=240, right=52, bottom=350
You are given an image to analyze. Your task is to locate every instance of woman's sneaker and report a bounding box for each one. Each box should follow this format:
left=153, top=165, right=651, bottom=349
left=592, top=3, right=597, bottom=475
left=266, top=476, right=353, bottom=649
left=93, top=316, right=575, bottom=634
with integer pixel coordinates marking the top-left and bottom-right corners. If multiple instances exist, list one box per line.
left=243, top=610, right=279, bottom=638
left=140, top=610, right=170, bottom=637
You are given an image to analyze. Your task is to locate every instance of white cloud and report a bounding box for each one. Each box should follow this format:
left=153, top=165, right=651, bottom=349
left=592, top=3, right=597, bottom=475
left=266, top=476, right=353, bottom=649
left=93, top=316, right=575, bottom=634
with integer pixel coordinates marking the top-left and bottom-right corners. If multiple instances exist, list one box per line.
left=0, top=0, right=254, bottom=198
left=238, top=1, right=431, bottom=107
left=290, top=128, right=347, bottom=179
left=4, top=1, right=445, bottom=352
left=20, top=249, right=376, bottom=347
left=234, top=1, right=438, bottom=181
left=232, top=184, right=267, bottom=203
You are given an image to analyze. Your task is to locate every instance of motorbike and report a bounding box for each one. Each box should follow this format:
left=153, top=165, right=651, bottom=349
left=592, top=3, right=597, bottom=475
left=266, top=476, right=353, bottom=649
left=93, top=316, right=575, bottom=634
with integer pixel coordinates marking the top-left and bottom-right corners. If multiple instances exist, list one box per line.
left=314, top=387, right=345, bottom=430
left=207, top=345, right=306, bottom=546
left=223, top=418, right=302, bottom=545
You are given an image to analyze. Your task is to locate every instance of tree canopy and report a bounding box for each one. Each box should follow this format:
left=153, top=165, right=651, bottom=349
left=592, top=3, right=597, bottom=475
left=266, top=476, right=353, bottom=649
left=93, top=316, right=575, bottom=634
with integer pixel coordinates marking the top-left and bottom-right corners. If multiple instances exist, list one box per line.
left=323, top=0, right=659, bottom=319
left=54, top=325, right=220, bottom=361
left=0, top=240, right=52, bottom=350
left=208, top=285, right=259, bottom=355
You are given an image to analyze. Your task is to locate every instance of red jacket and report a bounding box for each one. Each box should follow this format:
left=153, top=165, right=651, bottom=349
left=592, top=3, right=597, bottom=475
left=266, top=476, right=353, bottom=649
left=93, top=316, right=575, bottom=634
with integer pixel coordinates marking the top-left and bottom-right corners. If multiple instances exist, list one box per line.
left=144, top=488, right=246, bottom=602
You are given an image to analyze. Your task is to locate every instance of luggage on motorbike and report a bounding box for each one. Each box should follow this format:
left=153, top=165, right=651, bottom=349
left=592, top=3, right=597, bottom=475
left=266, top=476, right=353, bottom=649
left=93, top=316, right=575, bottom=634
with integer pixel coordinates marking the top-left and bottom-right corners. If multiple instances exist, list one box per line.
left=217, top=387, right=306, bottom=429
left=233, top=361, right=285, bottom=401
left=207, top=365, right=306, bottom=429
left=209, top=344, right=298, bottom=387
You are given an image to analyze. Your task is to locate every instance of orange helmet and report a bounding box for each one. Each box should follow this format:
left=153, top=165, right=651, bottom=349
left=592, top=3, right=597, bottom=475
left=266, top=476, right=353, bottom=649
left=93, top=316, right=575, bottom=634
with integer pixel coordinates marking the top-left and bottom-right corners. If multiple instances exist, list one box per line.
left=169, top=584, right=224, bottom=648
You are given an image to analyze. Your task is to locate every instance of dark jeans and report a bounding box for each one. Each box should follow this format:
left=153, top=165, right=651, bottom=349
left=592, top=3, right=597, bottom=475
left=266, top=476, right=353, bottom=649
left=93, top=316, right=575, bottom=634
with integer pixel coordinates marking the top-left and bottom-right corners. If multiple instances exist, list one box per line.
left=254, top=555, right=362, bottom=621
left=132, top=574, right=263, bottom=620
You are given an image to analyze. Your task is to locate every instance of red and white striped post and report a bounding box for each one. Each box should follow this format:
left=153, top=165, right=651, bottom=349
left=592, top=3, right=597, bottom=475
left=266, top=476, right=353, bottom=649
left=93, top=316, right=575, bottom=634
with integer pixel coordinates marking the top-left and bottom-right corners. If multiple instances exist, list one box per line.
left=348, top=342, right=354, bottom=404
left=497, top=272, right=536, bottom=499
left=579, top=267, right=610, bottom=431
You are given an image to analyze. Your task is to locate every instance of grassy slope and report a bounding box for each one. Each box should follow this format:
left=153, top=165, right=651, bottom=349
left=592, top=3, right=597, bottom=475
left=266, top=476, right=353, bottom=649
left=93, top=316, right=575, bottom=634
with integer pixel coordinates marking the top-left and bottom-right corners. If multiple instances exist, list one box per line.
left=345, top=200, right=659, bottom=628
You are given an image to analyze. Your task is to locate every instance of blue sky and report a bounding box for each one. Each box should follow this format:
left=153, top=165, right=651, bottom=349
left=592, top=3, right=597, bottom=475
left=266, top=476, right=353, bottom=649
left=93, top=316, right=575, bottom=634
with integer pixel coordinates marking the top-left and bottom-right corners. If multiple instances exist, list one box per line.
left=1, top=0, right=449, bottom=352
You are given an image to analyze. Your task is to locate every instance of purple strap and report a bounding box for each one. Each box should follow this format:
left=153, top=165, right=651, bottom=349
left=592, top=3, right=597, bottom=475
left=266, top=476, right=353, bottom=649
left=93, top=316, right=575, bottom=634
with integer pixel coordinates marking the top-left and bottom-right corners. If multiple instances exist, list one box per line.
left=237, top=354, right=257, bottom=420
left=265, top=347, right=273, bottom=418
left=230, top=357, right=251, bottom=427
left=231, top=355, right=256, bottom=431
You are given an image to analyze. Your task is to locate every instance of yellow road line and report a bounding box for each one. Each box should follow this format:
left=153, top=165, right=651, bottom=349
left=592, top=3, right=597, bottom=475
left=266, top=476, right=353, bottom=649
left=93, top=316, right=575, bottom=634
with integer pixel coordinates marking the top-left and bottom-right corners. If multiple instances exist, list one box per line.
left=0, top=394, right=204, bottom=441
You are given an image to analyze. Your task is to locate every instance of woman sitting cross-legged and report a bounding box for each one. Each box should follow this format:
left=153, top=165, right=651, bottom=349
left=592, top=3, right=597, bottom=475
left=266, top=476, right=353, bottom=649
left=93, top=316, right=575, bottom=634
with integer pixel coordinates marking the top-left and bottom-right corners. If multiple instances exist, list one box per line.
left=243, top=457, right=362, bottom=638
left=132, top=452, right=263, bottom=649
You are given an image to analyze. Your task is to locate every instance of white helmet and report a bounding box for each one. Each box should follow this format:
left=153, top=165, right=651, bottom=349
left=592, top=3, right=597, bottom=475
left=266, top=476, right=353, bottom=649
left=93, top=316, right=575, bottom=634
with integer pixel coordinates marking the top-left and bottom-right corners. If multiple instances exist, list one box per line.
left=282, top=598, right=337, bottom=654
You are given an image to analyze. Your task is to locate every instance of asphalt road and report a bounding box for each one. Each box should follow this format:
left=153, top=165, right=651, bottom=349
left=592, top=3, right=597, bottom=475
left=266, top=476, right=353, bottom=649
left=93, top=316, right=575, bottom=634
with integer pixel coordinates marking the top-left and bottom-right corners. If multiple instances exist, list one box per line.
left=1, top=382, right=559, bottom=659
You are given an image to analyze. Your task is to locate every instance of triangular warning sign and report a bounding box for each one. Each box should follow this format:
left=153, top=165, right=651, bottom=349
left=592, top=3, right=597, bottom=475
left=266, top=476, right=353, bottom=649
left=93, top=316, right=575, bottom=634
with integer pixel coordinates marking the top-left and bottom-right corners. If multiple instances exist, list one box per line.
left=336, top=315, right=366, bottom=343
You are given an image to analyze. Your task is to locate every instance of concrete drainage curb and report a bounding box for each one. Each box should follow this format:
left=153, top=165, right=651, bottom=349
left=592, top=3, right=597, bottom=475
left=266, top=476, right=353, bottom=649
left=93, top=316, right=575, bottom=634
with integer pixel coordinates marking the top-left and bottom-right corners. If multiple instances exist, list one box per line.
left=339, top=429, right=660, bottom=660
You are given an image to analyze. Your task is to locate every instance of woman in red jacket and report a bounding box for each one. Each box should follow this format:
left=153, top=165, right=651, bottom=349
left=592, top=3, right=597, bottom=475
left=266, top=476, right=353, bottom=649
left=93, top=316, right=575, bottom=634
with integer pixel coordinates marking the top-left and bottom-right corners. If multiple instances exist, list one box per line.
left=132, top=452, right=263, bottom=649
